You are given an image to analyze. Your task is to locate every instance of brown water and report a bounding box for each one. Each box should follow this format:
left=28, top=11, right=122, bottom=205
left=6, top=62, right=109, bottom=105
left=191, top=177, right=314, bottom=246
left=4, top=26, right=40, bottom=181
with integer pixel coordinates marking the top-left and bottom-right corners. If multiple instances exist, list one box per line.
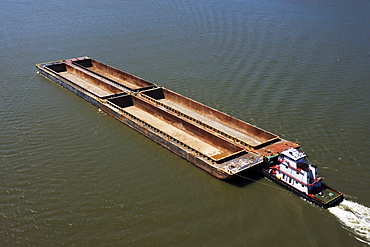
left=1, top=0, right=369, bottom=246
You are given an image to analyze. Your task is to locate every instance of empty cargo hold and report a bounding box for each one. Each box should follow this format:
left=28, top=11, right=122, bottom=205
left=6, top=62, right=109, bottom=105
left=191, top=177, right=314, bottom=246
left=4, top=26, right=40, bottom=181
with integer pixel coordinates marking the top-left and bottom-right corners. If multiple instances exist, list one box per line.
left=140, top=87, right=279, bottom=148
left=68, top=57, right=156, bottom=91
left=108, top=94, right=245, bottom=163
left=45, top=62, right=127, bottom=97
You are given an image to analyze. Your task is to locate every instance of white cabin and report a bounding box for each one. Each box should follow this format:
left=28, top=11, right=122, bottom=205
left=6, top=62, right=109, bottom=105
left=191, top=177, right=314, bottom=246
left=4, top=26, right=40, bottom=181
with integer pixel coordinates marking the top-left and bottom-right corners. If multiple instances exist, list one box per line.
left=274, top=148, right=322, bottom=194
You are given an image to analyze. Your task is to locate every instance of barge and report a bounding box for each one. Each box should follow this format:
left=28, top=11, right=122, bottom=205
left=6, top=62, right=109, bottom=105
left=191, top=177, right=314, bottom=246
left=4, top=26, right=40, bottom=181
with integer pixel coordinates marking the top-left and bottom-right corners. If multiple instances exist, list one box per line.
left=36, top=56, right=343, bottom=208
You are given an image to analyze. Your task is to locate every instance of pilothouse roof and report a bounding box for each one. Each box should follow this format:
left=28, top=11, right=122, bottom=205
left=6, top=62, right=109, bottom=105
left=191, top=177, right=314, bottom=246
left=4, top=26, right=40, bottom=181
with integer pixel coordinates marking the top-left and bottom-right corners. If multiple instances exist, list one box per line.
left=281, top=148, right=306, bottom=161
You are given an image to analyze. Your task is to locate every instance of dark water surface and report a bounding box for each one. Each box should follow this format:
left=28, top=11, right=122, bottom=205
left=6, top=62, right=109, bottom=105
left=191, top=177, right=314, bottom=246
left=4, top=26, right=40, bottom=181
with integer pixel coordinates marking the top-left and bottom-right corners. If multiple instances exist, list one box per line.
left=1, top=0, right=369, bottom=246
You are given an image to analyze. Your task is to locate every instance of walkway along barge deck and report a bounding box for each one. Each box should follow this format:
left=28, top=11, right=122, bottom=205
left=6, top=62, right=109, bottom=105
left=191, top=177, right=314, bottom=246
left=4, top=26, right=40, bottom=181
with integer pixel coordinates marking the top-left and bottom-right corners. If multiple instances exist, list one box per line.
left=36, top=57, right=343, bottom=208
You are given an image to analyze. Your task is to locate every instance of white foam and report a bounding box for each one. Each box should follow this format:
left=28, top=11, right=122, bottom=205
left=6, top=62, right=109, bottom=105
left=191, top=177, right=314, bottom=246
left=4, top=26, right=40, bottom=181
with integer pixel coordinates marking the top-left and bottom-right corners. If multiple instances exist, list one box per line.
left=328, top=199, right=370, bottom=245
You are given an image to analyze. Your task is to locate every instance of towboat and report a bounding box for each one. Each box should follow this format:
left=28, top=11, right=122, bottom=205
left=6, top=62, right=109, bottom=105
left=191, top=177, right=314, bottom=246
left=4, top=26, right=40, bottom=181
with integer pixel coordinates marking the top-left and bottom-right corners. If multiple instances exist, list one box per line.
left=263, top=148, right=343, bottom=208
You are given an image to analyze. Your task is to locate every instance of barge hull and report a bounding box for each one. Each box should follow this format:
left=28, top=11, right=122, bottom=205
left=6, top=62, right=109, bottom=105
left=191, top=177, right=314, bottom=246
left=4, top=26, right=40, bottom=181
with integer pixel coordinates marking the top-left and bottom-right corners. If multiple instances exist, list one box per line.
left=37, top=62, right=101, bottom=107
left=100, top=102, right=232, bottom=179
left=36, top=58, right=264, bottom=179
left=106, top=94, right=246, bottom=163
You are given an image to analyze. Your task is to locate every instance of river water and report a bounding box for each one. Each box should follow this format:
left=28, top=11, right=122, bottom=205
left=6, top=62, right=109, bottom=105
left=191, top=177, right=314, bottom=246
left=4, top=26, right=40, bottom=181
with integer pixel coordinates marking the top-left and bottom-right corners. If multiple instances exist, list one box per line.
left=1, top=0, right=369, bottom=246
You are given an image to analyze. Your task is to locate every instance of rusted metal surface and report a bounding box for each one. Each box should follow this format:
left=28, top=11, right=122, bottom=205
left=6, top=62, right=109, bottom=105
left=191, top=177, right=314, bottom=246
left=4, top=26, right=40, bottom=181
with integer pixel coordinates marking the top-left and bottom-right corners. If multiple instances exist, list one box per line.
left=36, top=57, right=299, bottom=179
left=108, top=94, right=246, bottom=163
left=37, top=62, right=102, bottom=107
left=100, top=98, right=262, bottom=179
left=253, top=140, right=300, bottom=157
left=43, top=62, right=126, bottom=97
left=140, top=87, right=280, bottom=148
left=67, top=57, right=156, bottom=91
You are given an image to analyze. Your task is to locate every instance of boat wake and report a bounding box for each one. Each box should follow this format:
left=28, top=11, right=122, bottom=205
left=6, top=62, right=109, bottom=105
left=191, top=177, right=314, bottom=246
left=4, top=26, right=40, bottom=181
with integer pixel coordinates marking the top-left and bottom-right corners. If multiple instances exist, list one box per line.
left=328, top=199, right=370, bottom=245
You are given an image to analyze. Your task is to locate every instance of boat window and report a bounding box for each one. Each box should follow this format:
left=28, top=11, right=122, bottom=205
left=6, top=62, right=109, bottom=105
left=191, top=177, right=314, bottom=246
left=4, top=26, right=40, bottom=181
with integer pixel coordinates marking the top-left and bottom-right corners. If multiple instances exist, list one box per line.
left=297, top=162, right=309, bottom=172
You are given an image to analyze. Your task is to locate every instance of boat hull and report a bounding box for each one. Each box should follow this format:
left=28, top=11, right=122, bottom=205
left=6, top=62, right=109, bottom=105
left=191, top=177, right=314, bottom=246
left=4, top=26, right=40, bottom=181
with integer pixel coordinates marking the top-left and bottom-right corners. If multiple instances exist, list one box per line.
left=262, top=168, right=343, bottom=208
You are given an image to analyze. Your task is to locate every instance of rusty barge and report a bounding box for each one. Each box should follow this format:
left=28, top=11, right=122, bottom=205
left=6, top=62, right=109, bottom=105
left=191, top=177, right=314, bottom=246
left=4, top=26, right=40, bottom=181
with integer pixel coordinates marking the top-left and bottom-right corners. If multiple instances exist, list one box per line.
left=36, top=57, right=343, bottom=208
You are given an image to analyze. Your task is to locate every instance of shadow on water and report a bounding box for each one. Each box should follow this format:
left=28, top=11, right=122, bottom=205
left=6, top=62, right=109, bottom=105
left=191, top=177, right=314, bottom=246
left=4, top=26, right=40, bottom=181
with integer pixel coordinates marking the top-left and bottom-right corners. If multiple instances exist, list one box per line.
left=225, top=166, right=265, bottom=188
